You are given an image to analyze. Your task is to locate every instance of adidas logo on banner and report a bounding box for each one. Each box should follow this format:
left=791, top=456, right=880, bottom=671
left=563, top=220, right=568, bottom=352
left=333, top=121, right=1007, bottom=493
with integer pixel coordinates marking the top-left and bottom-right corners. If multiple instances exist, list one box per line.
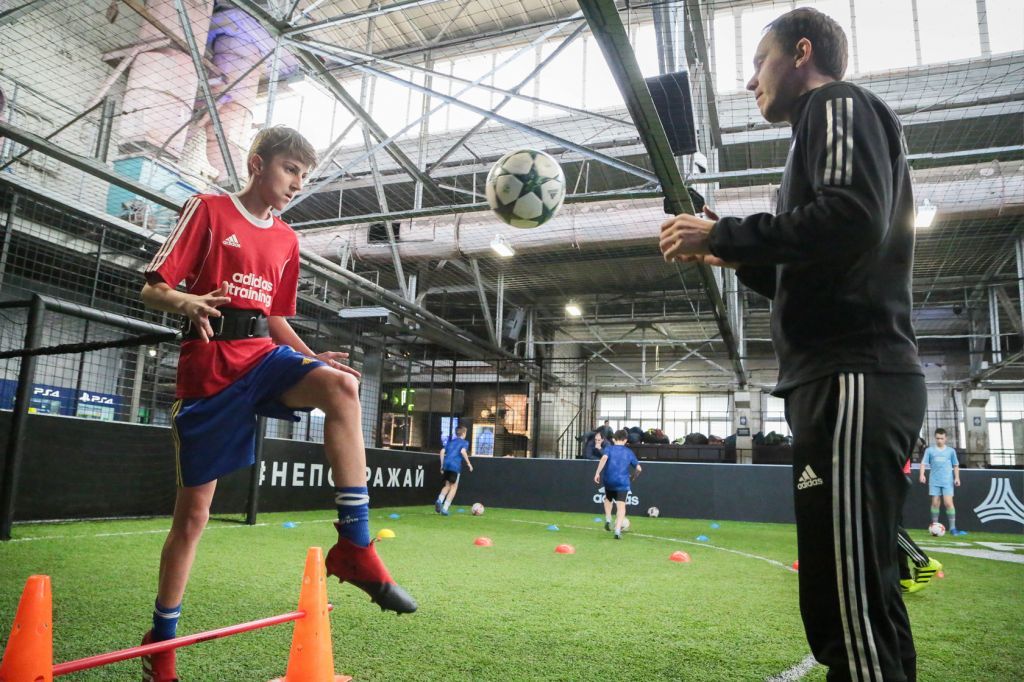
left=797, top=465, right=824, bottom=490
left=223, top=234, right=241, bottom=248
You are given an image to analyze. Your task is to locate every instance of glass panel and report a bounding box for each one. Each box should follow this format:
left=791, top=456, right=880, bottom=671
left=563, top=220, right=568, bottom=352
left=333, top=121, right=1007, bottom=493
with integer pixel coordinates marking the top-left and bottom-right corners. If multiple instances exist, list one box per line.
left=491, top=47, right=537, bottom=124
left=986, top=0, right=1024, bottom=54
left=854, top=0, right=917, bottom=73
left=713, top=9, right=740, bottom=92
left=918, top=0, right=981, bottom=63
left=584, top=36, right=626, bottom=110
left=538, top=38, right=586, bottom=112
left=598, top=394, right=627, bottom=417
left=449, top=54, right=495, bottom=131
left=632, top=22, right=660, bottom=77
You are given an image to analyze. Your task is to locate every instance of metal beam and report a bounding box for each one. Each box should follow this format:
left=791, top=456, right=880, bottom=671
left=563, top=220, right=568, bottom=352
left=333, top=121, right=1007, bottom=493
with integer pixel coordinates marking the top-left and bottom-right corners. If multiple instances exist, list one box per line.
left=295, top=44, right=659, bottom=186
left=0, top=0, right=58, bottom=26
left=283, top=0, right=447, bottom=36
left=174, top=0, right=239, bottom=190
left=470, top=258, right=499, bottom=347
left=293, top=35, right=630, bottom=127
left=683, top=0, right=722, bottom=148
left=229, top=0, right=449, bottom=204
left=0, top=120, right=179, bottom=210
left=289, top=189, right=663, bottom=229
left=429, top=23, right=593, bottom=172
left=578, top=0, right=745, bottom=386
left=1017, top=236, right=1024, bottom=343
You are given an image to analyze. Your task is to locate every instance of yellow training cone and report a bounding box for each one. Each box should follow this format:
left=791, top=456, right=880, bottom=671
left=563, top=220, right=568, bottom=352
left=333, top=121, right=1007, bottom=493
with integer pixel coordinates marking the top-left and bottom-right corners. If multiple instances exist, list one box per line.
left=376, top=529, right=396, bottom=540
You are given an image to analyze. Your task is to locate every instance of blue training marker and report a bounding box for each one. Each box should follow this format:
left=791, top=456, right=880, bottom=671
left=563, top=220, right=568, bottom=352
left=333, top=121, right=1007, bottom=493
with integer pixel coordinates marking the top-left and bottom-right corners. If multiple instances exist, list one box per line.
left=282, top=521, right=297, bottom=529
left=547, top=524, right=560, bottom=531
left=388, top=513, right=400, bottom=519
left=457, top=508, right=466, bottom=513
left=710, top=522, right=720, bottom=529
left=594, top=517, right=604, bottom=523
left=696, top=534, right=709, bottom=542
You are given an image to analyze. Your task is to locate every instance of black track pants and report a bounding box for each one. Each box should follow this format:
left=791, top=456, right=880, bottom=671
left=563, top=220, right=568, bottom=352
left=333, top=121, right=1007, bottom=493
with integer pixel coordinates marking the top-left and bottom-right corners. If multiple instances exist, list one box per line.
left=785, top=372, right=926, bottom=682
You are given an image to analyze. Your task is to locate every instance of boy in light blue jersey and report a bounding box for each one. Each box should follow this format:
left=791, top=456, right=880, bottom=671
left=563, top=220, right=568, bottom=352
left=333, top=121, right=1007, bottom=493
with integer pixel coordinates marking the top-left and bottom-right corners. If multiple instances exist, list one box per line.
left=919, top=427, right=964, bottom=535
left=435, top=425, right=473, bottom=515
left=593, top=429, right=641, bottom=539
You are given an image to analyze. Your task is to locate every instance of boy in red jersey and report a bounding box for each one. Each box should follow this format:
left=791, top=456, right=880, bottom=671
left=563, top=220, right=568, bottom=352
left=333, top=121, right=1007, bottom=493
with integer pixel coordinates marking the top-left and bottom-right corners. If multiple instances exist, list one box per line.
left=139, top=127, right=416, bottom=682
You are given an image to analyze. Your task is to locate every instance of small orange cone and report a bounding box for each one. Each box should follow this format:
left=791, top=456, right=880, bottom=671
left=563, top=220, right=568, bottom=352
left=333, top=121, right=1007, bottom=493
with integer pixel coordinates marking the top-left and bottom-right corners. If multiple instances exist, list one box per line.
left=0, top=575, right=53, bottom=682
left=270, top=548, right=350, bottom=682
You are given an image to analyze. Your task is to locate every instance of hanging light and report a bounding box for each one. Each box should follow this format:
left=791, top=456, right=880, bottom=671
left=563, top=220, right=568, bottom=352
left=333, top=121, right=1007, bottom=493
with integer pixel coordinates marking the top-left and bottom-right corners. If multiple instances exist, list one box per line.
left=915, top=199, right=937, bottom=228
left=565, top=301, right=582, bottom=317
left=490, top=234, right=515, bottom=257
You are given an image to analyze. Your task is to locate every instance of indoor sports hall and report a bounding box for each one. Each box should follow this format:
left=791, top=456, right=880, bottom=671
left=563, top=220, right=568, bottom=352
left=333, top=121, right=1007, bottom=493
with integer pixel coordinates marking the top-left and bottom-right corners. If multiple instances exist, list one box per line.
left=0, top=1, right=1021, bottom=680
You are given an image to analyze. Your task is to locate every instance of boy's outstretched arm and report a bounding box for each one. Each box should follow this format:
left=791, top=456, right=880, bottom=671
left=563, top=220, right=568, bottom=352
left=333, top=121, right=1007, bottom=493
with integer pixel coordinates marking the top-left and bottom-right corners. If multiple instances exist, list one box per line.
left=462, top=448, right=473, bottom=472
left=268, top=316, right=360, bottom=377
left=141, top=280, right=231, bottom=343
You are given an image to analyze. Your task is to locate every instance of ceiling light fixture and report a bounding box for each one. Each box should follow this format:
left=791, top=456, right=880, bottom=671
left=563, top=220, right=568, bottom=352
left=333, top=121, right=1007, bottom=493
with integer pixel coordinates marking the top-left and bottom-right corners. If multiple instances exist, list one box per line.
left=914, top=199, right=937, bottom=228
left=565, top=301, right=582, bottom=317
left=490, top=234, right=515, bottom=257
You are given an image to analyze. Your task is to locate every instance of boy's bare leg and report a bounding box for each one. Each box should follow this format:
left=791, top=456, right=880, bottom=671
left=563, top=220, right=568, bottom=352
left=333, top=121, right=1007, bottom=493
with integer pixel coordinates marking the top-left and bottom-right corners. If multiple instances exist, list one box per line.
left=157, top=481, right=217, bottom=607
left=445, top=482, right=459, bottom=507
left=280, top=366, right=417, bottom=613
left=280, top=367, right=365, bottom=486
left=615, top=501, right=626, bottom=532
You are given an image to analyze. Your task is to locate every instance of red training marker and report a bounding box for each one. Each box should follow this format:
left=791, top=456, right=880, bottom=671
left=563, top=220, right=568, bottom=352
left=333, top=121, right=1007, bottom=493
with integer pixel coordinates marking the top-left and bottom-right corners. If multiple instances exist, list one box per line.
left=792, top=560, right=799, bottom=571
left=669, top=551, right=691, bottom=563
left=474, top=537, right=493, bottom=546
left=554, top=544, right=576, bottom=554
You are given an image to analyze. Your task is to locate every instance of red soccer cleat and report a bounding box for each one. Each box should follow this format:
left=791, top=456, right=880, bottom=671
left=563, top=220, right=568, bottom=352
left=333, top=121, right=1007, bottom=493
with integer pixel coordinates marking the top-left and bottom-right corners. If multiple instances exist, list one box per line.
left=325, top=527, right=418, bottom=614
left=140, top=630, right=178, bottom=682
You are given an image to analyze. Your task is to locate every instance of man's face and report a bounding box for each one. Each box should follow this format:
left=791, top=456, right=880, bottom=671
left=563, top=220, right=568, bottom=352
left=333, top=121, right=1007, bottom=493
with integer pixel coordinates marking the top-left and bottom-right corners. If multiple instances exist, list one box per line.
left=935, top=433, right=947, bottom=447
left=747, top=32, right=801, bottom=123
left=253, top=154, right=309, bottom=212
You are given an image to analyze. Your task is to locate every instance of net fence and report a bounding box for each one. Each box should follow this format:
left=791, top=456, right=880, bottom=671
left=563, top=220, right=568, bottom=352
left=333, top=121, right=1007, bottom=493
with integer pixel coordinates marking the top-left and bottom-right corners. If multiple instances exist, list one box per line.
left=0, top=0, right=1020, bottom=461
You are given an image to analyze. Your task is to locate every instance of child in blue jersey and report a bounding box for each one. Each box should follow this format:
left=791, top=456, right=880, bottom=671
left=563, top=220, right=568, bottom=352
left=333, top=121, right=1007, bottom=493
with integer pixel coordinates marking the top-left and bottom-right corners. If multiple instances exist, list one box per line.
left=919, top=427, right=964, bottom=534
left=435, top=425, right=473, bottom=515
left=593, top=430, right=641, bottom=539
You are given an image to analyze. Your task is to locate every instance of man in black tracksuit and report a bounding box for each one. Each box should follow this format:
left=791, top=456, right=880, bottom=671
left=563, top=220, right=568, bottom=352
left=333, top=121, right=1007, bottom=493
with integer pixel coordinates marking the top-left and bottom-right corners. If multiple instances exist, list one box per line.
left=660, top=8, right=924, bottom=682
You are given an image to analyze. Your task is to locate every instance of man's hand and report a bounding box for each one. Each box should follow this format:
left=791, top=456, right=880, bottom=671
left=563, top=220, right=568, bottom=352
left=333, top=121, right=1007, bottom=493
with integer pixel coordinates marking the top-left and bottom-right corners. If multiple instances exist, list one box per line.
left=660, top=213, right=715, bottom=261
left=316, top=350, right=361, bottom=378
left=179, top=282, right=231, bottom=342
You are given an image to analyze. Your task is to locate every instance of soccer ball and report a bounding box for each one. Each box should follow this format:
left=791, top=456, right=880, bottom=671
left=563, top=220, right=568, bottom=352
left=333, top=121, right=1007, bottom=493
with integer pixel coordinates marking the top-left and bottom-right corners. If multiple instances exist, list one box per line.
left=928, top=522, right=946, bottom=537
left=621, top=518, right=631, bottom=531
left=485, top=149, right=566, bottom=228
left=647, top=506, right=660, bottom=518
left=471, top=502, right=485, bottom=516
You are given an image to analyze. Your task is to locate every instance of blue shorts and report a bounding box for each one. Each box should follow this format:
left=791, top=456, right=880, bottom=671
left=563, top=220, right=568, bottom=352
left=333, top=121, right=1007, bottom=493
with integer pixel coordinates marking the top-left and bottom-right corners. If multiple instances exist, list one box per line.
left=929, top=484, right=954, bottom=497
left=172, top=346, right=325, bottom=487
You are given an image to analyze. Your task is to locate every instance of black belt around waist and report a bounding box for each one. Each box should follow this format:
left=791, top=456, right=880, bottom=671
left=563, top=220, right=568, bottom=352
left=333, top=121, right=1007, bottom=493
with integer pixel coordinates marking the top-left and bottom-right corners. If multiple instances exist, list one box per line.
left=181, top=308, right=270, bottom=341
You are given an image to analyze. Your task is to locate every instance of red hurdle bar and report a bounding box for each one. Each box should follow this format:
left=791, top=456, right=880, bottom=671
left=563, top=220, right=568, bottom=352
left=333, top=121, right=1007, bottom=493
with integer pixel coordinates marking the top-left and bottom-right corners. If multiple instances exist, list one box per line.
left=52, top=605, right=333, bottom=676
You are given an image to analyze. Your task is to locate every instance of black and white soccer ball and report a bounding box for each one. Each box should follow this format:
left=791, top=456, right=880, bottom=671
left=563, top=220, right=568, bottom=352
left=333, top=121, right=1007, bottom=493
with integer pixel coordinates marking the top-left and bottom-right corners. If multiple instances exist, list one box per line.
left=647, top=506, right=660, bottom=518
left=485, top=149, right=566, bottom=228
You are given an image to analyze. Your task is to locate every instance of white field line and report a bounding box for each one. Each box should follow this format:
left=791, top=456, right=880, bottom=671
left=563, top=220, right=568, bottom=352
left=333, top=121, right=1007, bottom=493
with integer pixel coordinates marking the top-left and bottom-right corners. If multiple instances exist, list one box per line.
left=766, top=654, right=819, bottom=681
left=5, top=518, right=336, bottom=543
left=510, top=518, right=817, bottom=680
left=509, top=518, right=798, bottom=572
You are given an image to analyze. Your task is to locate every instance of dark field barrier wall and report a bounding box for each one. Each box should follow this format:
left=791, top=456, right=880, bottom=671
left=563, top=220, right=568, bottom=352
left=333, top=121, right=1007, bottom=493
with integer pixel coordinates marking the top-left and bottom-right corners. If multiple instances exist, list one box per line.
left=2, top=412, right=1021, bottom=533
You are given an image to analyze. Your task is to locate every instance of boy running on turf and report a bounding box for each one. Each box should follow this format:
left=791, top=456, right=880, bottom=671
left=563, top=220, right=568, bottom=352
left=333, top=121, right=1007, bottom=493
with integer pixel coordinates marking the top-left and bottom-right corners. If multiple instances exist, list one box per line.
left=139, top=126, right=416, bottom=682
left=594, top=429, right=641, bottom=539
left=435, top=425, right=473, bottom=515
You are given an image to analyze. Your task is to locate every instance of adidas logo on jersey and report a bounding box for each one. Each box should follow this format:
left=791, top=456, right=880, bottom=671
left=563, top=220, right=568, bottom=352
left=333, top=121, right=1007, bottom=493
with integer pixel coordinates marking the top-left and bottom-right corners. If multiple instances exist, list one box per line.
left=797, top=465, right=824, bottom=490
left=223, top=234, right=241, bottom=248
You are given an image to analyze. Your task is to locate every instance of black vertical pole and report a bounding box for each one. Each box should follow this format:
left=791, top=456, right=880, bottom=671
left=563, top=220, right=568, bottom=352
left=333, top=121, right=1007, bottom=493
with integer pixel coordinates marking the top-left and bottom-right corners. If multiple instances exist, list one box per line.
left=426, top=353, right=436, bottom=451
left=403, top=354, right=412, bottom=448
left=246, top=416, right=266, bottom=525
left=494, top=359, right=502, bottom=457
left=73, top=226, right=106, bottom=417
left=449, top=358, right=458, bottom=446
left=1, top=295, right=45, bottom=541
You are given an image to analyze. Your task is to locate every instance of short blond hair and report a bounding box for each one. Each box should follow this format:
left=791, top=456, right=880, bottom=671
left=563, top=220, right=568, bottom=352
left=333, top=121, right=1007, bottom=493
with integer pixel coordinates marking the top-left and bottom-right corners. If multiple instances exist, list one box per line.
left=248, top=125, right=317, bottom=169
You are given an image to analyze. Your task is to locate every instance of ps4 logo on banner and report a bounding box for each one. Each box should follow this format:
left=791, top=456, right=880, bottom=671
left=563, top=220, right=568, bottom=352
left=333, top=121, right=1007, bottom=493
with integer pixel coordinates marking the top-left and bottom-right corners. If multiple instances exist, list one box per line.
left=33, top=387, right=61, bottom=398
left=79, top=391, right=114, bottom=405
left=593, top=486, right=639, bottom=506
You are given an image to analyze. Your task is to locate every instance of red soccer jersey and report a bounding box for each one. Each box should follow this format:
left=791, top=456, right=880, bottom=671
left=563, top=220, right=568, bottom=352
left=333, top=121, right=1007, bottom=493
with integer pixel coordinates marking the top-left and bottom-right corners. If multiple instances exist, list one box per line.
left=145, top=193, right=300, bottom=398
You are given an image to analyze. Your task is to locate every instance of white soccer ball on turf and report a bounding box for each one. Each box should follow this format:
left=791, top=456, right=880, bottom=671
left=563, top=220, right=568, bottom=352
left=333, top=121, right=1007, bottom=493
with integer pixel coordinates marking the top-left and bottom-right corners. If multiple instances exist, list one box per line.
left=485, top=149, right=566, bottom=228
left=621, top=517, right=631, bottom=531
left=928, top=522, right=946, bottom=537
left=647, top=506, right=660, bottom=518
left=471, top=502, right=485, bottom=516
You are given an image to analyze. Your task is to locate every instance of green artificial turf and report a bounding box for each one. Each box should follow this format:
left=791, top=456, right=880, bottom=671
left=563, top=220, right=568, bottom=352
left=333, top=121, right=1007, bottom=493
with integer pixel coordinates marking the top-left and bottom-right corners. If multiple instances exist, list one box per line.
left=1, top=508, right=1021, bottom=681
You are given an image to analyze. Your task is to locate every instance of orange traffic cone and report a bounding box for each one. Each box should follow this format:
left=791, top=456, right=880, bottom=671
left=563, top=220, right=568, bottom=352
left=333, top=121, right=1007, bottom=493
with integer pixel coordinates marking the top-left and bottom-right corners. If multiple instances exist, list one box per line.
left=0, top=575, right=53, bottom=682
left=270, top=548, right=350, bottom=682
